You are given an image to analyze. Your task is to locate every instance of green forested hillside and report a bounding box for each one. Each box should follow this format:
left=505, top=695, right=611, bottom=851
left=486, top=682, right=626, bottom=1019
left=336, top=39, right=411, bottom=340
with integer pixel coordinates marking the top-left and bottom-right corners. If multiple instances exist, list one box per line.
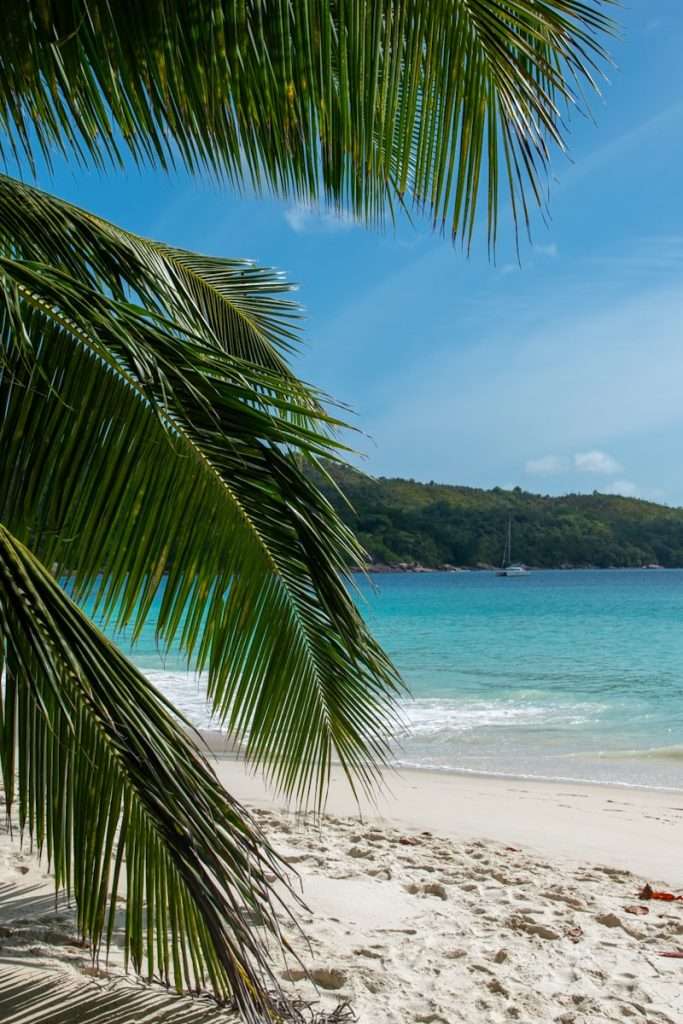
left=315, top=465, right=683, bottom=568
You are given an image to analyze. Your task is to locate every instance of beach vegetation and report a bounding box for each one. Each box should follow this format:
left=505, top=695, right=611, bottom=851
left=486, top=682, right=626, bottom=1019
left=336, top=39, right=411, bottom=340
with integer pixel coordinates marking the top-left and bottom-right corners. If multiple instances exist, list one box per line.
left=315, top=465, right=683, bottom=569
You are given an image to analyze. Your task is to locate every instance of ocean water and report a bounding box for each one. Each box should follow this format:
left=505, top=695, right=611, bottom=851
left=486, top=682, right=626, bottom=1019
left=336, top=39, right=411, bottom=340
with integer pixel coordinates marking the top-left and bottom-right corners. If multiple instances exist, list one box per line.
left=109, top=570, right=683, bottom=790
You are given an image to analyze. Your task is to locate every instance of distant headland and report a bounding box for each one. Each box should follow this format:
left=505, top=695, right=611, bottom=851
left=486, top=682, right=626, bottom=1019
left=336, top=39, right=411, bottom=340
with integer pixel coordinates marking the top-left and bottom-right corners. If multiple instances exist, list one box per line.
left=311, top=464, right=683, bottom=570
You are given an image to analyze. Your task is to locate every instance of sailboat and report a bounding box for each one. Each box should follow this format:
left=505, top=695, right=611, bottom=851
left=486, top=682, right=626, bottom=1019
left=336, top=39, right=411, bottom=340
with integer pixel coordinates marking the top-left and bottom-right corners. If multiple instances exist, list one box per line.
left=496, top=516, right=529, bottom=577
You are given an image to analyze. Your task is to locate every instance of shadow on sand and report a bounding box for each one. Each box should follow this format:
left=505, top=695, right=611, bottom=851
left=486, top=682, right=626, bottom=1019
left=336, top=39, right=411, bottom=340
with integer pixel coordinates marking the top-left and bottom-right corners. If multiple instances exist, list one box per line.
left=0, top=881, right=64, bottom=923
left=0, top=961, right=238, bottom=1022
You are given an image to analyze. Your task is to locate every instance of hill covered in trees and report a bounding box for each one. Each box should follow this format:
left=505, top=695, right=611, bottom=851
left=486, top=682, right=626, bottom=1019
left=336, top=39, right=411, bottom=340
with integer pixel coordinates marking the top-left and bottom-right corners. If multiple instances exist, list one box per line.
left=314, top=465, right=683, bottom=569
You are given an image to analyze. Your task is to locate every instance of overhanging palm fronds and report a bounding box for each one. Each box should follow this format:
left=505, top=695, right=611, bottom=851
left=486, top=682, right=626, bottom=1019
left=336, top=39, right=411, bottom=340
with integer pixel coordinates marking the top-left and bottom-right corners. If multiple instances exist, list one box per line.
left=3, top=1, right=615, bottom=244
left=0, top=523, right=295, bottom=1022
left=0, top=174, right=304, bottom=379
left=0, top=177, right=404, bottom=806
left=0, top=5, right=618, bottom=1014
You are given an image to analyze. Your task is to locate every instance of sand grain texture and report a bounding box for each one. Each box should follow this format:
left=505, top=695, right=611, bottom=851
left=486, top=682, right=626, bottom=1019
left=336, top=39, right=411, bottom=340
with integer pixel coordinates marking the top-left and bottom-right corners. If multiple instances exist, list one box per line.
left=2, top=766, right=683, bottom=1023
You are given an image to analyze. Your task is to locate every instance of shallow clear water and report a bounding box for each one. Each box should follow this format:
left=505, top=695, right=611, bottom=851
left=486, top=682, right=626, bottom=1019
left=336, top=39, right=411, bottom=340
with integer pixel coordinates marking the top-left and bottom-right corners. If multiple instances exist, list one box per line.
left=106, top=570, right=683, bottom=790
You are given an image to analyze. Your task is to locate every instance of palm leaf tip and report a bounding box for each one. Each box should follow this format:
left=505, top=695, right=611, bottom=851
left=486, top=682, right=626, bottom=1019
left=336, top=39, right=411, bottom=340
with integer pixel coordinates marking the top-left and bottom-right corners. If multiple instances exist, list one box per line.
left=2, top=1, right=616, bottom=246
left=0, top=523, right=302, bottom=1019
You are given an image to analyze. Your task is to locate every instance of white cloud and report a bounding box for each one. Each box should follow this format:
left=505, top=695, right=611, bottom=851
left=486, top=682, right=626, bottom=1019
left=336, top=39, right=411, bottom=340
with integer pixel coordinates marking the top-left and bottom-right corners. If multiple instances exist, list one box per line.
left=309, top=230, right=683, bottom=501
left=525, top=454, right=567, bottom=475
left=602, top=479, right=639, bottom=498
left=283, top=205, right=311, bottom=233
left=574, top=450, right=622, bottom=475
left=500, top=262, right=519, bottom=275
left=284, top=203, right=356, bottom=234
left=533, top=242, right=558, bottom=258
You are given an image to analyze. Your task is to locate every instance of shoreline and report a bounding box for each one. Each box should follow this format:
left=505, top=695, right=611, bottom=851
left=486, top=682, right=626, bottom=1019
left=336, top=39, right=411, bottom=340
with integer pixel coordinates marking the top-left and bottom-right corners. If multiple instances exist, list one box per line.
left=209, top=747, right=683, bottom=888
left=198, top=729, right=683, bottom=796
left=353, top=565, right=678, bottom=574
left=391, top=760, right=683, bottom=794
left=3, top=746, right=683, bottom=1022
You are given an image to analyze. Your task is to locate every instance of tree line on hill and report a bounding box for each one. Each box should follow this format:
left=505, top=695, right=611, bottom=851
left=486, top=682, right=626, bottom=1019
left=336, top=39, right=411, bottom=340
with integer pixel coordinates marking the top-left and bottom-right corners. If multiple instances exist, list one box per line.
left=313, top=464, right=683, bottom=569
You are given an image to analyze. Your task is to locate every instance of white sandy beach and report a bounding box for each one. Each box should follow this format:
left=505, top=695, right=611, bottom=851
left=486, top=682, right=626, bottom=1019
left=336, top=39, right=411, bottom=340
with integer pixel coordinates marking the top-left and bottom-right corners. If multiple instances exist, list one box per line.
left=2, top=746, right=683, bottom=1023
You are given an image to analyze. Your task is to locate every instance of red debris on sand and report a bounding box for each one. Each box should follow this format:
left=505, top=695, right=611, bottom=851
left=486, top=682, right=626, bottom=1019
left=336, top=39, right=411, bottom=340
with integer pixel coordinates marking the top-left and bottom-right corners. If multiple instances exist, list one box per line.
left=639, top=883, right=683, bottom=903
left=657, top=952, right=683, bottom=959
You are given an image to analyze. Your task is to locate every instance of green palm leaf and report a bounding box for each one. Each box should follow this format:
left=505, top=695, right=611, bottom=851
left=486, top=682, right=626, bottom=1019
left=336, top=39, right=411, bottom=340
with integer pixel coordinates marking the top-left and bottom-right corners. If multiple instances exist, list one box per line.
left=0, top=181, right=404, bottom=806
left=0, top=522, right=296, bottom=1021
left=0, top=174, right=304, bottom=378
left=3, top=1, right=615, bottom=243
left=0, top=4, right=618, bottom=1013
left=0, top=180, right=401, bottom=1008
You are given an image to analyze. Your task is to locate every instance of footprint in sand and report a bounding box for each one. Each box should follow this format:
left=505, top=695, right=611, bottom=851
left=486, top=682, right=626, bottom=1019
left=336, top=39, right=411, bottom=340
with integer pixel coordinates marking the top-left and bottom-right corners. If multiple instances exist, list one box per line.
left=506, top=914, right=560, bottom=940
left=362, top=831, right=386, bottom=843
left=353, top=946, right=383, bottom=959
left=403, top=882, right=448, bottom=900
left=366, top=867, right=392, bottom=881
left=541, top=890, right=587, bottom=911
left=487, top=977, right=509, bottom=997
left=348, top=846, right=374, bottom=859
left=282, top=966, right=347, bottom=990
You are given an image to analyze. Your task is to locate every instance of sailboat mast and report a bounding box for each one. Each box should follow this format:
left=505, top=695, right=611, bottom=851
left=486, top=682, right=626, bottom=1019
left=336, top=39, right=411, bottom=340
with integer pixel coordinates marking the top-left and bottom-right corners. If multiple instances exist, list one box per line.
left=497, top=515, right=529, bottom=576
left=501, top=515, right=511, bottom=569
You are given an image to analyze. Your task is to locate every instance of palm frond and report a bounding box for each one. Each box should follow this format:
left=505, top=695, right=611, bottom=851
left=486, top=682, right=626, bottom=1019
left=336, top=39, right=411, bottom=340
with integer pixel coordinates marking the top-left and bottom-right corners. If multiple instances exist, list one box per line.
left=0, top=174, right=303, bottom=378
left=0, top=194, right=404, bottom=806
left=0, top=522, right=297, bottom=1020
left=3, top=1, right=616, bottom=244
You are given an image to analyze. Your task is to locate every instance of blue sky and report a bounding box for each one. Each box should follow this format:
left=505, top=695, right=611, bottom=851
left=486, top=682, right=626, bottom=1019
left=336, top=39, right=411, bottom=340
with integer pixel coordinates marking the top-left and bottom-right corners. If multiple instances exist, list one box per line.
left=19, top=3, right=683, bottom=504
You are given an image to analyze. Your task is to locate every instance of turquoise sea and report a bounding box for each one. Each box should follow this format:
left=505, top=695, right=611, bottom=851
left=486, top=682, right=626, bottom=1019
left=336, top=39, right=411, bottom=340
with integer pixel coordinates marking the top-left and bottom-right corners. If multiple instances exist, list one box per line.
left=116, top=570, right=683, bottom=791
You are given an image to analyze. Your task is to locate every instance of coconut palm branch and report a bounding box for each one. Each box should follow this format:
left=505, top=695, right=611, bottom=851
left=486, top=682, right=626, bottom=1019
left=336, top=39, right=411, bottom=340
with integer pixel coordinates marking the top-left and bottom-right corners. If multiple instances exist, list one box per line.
left=0, top=2, right=615, bottom=1016
left=0, top=177, right=403, bottom=1014
left=4, top=1, right=615, bottom=245
left=0, top=177, right=403, bottom=807
left=0, top=175, right=303, bottom=378
left=0, top=523, right=294, bottom=1022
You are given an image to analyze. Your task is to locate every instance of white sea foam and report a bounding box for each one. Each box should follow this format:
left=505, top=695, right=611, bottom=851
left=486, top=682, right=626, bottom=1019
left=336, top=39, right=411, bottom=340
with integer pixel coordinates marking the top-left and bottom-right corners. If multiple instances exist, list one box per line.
left=595, top=745, right=683, bottom=761
left=396, top=697, right=604, bottom=737
left=145, top=670, right=606, bottom=739
left=101, top=568, right=683, bottom=791
left=140, top=668, right=683, bottom=790
left=144, top=669, right=214, bottom=729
